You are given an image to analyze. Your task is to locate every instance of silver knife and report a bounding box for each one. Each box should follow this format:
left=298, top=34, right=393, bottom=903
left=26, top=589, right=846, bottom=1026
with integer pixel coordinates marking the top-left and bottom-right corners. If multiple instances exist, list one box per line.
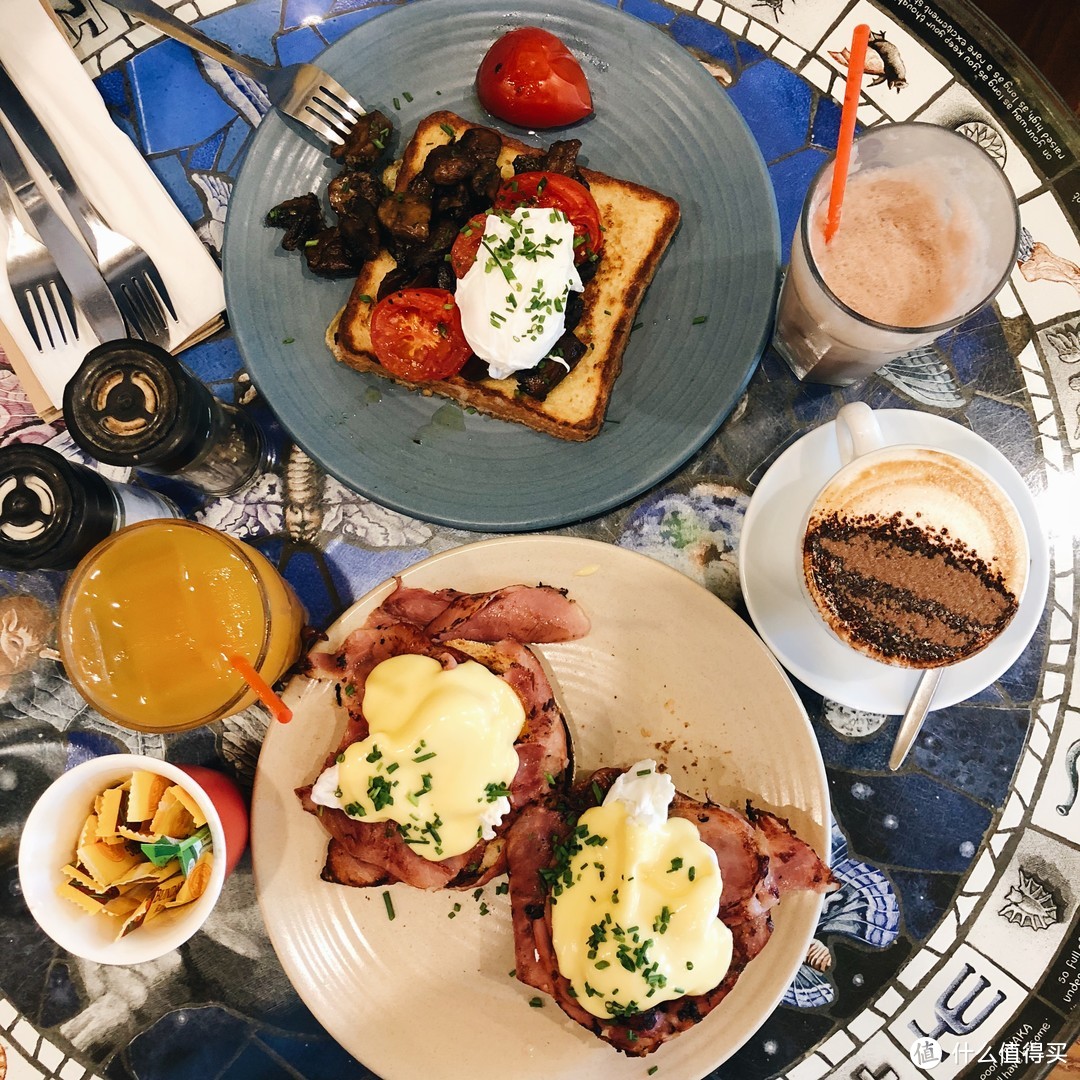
left=0, top=62, right=176, bottom=323
left=0, top=115, right=126, bottom=342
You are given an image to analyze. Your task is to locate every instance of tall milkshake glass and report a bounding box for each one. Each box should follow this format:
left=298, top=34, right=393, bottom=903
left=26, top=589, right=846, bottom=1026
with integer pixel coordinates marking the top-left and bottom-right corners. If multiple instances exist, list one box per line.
left=771, top=123, right=1019, bottom=386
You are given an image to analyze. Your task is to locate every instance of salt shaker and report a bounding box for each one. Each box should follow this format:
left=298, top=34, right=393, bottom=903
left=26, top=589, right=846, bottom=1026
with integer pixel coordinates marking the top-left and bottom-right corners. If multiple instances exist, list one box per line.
left=0, top=444, right=180, bottom=571
left=63, top=340, right=273, bottom=497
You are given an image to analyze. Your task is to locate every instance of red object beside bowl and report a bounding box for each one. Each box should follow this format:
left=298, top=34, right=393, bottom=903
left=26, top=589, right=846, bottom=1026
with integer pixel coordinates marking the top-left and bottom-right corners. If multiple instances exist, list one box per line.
left=178, top=765, right=250, bottom=877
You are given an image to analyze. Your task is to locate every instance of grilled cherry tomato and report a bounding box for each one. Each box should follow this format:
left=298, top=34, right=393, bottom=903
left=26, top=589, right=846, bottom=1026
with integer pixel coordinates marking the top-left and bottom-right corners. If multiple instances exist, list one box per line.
left=476, top=27, right=592, bottom=129
left=450, top=213, right=488, bottom=279
left=494, top=171, right=604, bottom=263
left=369, top=288, right=472, bottom=381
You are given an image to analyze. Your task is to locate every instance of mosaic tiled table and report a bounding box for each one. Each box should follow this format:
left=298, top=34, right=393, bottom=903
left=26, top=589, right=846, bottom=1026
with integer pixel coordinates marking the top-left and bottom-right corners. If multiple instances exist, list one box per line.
left=2, top=0, right=1080, bottom=1078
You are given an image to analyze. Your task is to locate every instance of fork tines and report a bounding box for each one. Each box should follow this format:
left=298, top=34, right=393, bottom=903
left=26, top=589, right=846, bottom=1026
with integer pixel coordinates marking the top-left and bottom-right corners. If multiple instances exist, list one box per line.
left=306, top=80, right=365, bottom=146
left=16, top=279, right=78, bottom=351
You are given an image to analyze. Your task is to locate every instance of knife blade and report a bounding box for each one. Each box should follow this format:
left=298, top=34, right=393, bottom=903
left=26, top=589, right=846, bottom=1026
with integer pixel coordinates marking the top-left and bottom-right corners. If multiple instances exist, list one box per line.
left=0, top=114, right=125, bottom=343
left=0, top=62, right=99, bottom=254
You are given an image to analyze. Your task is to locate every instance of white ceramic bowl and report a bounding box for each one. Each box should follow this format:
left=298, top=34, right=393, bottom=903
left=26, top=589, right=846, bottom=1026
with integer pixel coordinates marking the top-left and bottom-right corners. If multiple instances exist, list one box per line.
left=18, top=754, right=228, bottom=965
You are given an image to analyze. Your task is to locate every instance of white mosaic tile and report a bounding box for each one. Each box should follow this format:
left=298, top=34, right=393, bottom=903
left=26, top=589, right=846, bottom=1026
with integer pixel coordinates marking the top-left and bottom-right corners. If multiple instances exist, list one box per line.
left=965, top=829, right=1080, bottom=991
left=9, top=1019, right=37, bottom=1054
left=669, top=0, right=695, bottom=11
left=1048, top=642, right=1072, bottom=668
left=37, top=1039, right=64, bottom=1070
left=1028, top=720, right=1051, bottom=761
left=1051, top=607, right=1073, bottom=645
left=926, top=910, right=959, bottom=955
left=875, top=985, right=906, bottom=1016
left=889, top=944, right=1028, bottom=1080
left=174, top=2, right=199, bottom=20
left=956, top=893, right=979, bottom=923
left=1041, top=668, right=1066, bottom=702
left=696, top=0, right=722, bottom=20
left=785, top=1053, right=830, bottom=1080
left=964, top=848, right=998, bottom=895
left=59, top=1060, right=88, bottom=1080
left=0, top=999, right=16, bottom=1028
left=848, top=1007, right=886, bottom=1041
left=856, top=101, right=882, bottom=126
left=1013, top=748, right=1043, bottom=804
left=998, top=792, right=1026, bottom=832
left=896, top=946, right=938, bottom=989
left=800, top=56, right=833, bottom=94
left=817, top=1028, right=856, bottom=1064
left=998, top=282, right=1023, bottom=318
left=127, top=23, right=159, bottom=49
left=745, top=18, right=779, bottom=50
left=97, top=40, right=132, bottom=72
left=719, top=5, right=748, bottom=34
left=772, top=37, right=804, bottom=69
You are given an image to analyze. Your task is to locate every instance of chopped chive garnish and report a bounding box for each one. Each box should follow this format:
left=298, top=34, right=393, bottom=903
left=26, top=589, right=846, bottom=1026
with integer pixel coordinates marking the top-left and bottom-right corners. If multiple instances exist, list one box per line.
left=382, top=891, right=395, bottom=920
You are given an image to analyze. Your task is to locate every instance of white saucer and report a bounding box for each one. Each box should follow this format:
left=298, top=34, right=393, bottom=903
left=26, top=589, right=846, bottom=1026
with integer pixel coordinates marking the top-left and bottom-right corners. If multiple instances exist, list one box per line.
left=738, top=409, right=1049, bottom=715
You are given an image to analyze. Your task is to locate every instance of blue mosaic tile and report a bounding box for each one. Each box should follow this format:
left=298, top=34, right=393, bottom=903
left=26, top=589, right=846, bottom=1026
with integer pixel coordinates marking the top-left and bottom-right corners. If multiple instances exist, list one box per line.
left=767, top=147, right=829, bottom=262
left=828, top=768, right=992, bottom=872
left=199, top=0, right=284, bottom=65
left=127, top=1007, right=251, bottom=1078
left=728, top=60, right=812, bottom=163
left=284, top=0, right=338, bottom=31
left=735, top=38, right=768, bottom=68
left=668, top=14, right=737, bottom=69
left=889, top=868, right=965, bottom=942
left=95, top=68, right=127, bottom=110
left=255, top=1029, right=372, bottom=1079
left=188, top=130, right=227, bottom=171
left=997, top=614, right=1050, bottom=703
left=621, top=0, right=676, bottom=27
left=219, top=118, right=255, bottom=174
left=219, top=1044, right=296, bottom=1080
left=66, top=728, right=128, bottom=765
left=966, top=393, right=1040, bottom=476
left=183, top=337, right=248, bottom=385
left=128, top=43, right=238, bottom=155
left=912, top=703, right=1029, bottom=808
left=147, top=152, right=208, bottom=225
left=713, top=1008, right=837, bottom=1079
left=810, top=95, right=844, bottom=151
left=277, top=24, right=329, bottom=65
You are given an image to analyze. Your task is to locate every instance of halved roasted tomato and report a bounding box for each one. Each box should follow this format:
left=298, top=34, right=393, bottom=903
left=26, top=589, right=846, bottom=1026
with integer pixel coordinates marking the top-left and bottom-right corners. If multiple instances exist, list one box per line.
left=369, top=288, right=472, bottom=381
left=450, top=213, right=489, bottom=279
left=494, top=171, right=604, bottom=263
left=476, top=27, right=593, bottom=129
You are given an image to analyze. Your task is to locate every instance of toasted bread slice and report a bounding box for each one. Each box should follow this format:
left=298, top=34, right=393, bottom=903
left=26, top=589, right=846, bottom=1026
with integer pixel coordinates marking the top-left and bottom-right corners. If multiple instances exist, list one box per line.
left=327, top=111, right=680, bottom=441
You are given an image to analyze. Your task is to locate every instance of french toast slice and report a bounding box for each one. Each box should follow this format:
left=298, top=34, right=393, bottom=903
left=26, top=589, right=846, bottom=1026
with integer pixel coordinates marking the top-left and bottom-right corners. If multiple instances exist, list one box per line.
left=326, top=110, right=681, bottom=441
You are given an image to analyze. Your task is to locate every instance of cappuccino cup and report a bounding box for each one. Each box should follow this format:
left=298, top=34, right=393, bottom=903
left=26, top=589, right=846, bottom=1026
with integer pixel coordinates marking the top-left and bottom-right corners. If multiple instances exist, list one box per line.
left=800, top=403, right=1029, bottom=669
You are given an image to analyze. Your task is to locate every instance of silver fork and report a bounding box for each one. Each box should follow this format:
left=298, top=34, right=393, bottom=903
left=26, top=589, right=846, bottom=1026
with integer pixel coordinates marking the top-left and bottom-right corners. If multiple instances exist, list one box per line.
left=0, top=65, right=174, bottom=348
left=0, top=170, right=76, bottom=351
left=106, top=0, right=366, bottom=146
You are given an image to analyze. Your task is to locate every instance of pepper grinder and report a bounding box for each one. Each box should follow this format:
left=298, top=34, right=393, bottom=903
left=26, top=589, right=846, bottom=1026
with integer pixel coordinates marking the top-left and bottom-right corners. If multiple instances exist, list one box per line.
left=0, top=444, right=180, bottom=571
left=63, top=340, right=274, bottom=497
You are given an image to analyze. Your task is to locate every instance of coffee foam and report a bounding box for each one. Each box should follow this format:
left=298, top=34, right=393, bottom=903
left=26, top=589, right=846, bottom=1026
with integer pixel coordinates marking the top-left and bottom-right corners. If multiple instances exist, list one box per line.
left=803, top=447, right=1028, bottom=667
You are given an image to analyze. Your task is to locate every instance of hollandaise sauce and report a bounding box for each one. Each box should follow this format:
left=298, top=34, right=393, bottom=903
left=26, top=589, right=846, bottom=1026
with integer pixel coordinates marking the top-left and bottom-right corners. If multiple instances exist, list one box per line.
left=549, top=763, right=733, bottom=1019
left=310, top=654, right=524, bottom=860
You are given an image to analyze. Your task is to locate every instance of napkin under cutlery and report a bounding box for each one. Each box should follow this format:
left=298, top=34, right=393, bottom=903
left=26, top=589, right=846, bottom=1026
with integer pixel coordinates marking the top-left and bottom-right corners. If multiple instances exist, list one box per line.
left=0, top=0, right=226, bottom=419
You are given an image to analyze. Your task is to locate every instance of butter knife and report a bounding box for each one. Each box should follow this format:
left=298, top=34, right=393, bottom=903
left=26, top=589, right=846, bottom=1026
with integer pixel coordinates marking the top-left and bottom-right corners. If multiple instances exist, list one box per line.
left=0, top=115, right=125, bottom=343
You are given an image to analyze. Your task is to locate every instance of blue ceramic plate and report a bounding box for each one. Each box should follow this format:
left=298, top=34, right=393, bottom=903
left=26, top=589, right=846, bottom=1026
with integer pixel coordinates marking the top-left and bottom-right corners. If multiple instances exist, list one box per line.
left=224, top=0, right=779, bottom=531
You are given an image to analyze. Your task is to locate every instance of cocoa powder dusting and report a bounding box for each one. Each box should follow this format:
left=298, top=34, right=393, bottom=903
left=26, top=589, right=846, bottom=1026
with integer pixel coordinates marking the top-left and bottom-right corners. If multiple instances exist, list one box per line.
left=803, top=511, right=1020, bottom=667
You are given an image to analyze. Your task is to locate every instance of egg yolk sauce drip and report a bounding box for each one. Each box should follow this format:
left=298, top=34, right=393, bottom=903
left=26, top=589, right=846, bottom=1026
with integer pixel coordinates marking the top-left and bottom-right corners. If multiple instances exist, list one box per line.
left=549, top=762, right=732, bottom=1020
left=309, top=654, right=524, bottom=860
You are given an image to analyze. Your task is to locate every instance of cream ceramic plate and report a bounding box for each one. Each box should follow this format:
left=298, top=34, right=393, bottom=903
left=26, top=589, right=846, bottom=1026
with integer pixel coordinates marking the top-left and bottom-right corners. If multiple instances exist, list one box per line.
left=252, top=536, right=829, bottom=1080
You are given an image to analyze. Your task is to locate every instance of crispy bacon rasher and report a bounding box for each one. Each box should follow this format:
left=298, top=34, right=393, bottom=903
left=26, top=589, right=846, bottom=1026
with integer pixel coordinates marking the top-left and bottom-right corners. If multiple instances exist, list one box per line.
left=295, top=580, right=586, bottom=891
left=504, top=767, right=836, bottom=1057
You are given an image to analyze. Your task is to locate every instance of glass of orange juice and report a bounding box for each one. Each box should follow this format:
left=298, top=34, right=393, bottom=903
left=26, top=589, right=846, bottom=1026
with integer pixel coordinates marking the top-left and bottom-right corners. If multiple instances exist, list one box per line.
left=58, top=520, right=306, bottom=732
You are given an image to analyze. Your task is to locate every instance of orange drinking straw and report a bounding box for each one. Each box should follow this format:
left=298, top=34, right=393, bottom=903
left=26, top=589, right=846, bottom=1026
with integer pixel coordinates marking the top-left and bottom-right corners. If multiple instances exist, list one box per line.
left=824, top=23, right=871, bottom=245
left=229, top=654, right=293, bottom=723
